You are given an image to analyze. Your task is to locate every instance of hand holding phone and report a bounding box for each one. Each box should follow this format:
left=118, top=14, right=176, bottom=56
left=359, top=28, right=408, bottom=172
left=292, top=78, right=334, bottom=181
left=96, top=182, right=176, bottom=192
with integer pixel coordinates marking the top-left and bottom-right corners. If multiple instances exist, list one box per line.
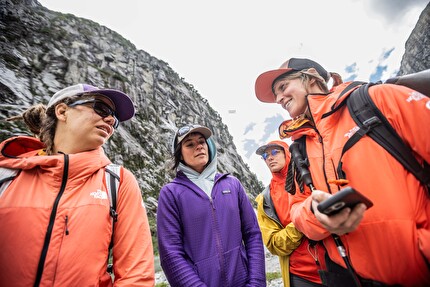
left=317, top=187, right=373, bottom=216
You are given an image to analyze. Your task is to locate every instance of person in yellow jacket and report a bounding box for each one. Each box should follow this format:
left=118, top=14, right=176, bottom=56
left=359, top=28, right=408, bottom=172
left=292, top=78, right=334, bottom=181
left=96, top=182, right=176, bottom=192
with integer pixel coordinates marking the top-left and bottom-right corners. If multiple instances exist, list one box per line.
left=255, top=140, right=324, bottom=287
left=0, top=84, right=155, bottom=286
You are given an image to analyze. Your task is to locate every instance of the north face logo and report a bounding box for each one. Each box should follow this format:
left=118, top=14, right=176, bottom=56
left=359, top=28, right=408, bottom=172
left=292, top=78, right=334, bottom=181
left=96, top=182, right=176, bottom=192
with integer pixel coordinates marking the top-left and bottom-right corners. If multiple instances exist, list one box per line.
left=406, top=91, right=426, bottom=103
left=90, top=190, right=108, bottom=200
left=344, top=126, right=360, bottom=139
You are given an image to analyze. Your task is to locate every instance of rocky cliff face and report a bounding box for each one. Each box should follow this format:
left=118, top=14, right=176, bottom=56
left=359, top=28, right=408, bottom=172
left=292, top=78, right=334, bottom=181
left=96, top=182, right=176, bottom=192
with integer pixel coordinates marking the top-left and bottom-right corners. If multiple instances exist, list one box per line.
left=0, top=0, right=264, bottom=240
left=399, top=2, right=430, bottom=74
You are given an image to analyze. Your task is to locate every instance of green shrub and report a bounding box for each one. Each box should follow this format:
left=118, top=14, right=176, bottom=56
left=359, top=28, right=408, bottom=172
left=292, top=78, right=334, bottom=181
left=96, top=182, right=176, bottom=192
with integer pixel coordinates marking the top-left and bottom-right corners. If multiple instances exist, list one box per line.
left=266, top=271, right=282, bottom=281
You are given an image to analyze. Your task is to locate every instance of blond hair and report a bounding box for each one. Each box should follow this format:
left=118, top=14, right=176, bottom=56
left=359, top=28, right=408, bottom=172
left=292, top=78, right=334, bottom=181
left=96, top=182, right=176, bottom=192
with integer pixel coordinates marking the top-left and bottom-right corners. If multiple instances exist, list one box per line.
left=273, top=69, right=343, bottom=95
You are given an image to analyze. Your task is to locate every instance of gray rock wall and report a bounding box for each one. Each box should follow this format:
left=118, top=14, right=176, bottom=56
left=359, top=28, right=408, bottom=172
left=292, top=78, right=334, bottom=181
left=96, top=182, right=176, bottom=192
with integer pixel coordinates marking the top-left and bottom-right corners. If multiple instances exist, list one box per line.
left=398, top=2, right=430, bottom=74
left=0, top=0, right=264, bottom=244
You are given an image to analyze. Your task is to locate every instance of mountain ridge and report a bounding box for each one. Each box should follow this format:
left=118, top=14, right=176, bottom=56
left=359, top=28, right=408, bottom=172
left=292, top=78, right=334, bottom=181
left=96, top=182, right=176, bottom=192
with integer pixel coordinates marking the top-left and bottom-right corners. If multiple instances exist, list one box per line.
left=0, top=0, right=264, bottom=244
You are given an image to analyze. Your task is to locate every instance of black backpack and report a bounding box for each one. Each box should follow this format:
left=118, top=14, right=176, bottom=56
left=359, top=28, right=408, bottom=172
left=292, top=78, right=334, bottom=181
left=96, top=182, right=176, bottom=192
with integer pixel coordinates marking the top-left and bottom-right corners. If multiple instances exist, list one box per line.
left=338, top=69, right=430, bottom=191
left=285, top=69, right=430, bottom=195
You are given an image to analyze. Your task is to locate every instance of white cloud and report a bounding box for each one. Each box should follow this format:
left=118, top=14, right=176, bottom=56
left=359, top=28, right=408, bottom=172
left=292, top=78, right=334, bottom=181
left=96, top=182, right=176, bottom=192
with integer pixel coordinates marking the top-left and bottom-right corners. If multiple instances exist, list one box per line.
left=38, top=0, right=428, bottom=185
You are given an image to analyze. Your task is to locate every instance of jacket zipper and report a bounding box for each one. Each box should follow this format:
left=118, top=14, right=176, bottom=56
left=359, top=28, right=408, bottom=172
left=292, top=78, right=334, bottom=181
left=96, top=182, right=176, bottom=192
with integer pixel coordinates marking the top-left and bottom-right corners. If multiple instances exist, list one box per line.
left=318, top=134, right=332, bottom=193
left=65, top=215, right=69, bottom=235
left=210, top=189, right=228, bottom=286
left=305, top=97, right=333, bottom=194
left=34, top=154, right=69, bottom=287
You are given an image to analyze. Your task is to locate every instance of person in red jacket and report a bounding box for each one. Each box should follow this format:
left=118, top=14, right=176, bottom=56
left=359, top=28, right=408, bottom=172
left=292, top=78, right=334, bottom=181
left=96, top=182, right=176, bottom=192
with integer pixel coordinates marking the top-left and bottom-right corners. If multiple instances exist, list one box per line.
left=254, top=58, right=430, bottom=286
left=255, top=140, right=324, bottom=287
left=0, top=84, right=155, bottom=286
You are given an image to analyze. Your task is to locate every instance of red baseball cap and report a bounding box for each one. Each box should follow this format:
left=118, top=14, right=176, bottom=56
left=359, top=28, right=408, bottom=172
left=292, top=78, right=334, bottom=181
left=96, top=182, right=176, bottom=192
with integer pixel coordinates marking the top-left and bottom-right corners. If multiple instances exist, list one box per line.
left=255, top=58, right=330, bottom=103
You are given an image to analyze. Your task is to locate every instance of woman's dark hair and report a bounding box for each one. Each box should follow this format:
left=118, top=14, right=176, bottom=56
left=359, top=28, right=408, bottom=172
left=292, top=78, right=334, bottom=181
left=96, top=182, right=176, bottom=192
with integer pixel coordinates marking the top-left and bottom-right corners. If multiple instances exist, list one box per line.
left=171, top=141, right=182, bottom=171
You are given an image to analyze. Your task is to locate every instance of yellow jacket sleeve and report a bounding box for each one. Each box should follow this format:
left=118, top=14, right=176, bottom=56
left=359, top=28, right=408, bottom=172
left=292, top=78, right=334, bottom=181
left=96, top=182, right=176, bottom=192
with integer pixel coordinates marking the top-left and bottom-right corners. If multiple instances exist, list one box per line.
left=256, top=194, right=303, bottom=257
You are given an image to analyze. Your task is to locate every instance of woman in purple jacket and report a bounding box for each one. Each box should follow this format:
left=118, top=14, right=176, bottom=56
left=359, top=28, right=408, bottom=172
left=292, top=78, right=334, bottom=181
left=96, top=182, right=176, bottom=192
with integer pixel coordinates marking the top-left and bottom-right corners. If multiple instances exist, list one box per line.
left=157, top=124, right=266, bottom=287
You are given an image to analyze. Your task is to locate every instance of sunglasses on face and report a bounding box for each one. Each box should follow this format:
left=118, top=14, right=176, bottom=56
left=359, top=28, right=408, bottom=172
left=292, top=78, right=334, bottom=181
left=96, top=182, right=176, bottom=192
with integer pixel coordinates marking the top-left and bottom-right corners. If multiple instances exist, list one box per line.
left=261, top=149, right=282, bottom=160
left=68, top=99, right=119, bottom=129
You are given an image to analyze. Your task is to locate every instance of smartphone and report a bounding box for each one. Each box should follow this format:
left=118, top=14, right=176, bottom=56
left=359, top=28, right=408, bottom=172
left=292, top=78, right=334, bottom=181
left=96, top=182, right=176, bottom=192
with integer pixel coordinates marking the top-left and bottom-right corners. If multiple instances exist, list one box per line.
left=317, top=187, right=373, bottom=216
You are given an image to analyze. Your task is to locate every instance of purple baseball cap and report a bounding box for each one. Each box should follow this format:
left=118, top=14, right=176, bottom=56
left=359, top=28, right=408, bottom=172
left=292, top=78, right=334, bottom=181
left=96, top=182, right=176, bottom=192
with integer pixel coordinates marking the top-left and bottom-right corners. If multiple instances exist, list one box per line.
left=47, top=83, right=135, bottom=122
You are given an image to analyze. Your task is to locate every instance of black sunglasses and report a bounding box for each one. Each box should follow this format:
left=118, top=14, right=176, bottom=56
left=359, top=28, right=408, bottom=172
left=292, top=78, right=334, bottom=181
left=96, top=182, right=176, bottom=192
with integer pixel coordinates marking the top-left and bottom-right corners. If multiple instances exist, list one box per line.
left=68, top=99, right=119, bottom=129
left=261, top=149, right=282, bottom=160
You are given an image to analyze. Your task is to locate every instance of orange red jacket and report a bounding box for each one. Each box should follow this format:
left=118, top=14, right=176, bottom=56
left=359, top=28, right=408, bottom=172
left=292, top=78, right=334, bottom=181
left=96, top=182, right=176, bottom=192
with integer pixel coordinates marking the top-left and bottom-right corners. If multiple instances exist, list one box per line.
left=0, top=136, right=155, bottom=286
left=285, top=83, right=430, bottom=286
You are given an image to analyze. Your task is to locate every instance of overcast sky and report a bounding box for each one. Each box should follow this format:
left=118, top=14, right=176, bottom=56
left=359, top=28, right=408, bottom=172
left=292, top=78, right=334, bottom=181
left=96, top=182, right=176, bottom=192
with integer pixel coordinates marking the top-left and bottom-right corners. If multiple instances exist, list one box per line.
left=38, top=0, right=429, bottom=185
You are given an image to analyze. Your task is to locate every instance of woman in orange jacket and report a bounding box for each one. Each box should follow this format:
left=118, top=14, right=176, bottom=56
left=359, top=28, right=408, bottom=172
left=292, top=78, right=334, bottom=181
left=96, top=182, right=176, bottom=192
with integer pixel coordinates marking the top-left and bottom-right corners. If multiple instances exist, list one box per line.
left=0, top=84, right=155, bottom=286
left=254, top=58, right=430, bottom=286
left=255, top=140, right=324, bottom=287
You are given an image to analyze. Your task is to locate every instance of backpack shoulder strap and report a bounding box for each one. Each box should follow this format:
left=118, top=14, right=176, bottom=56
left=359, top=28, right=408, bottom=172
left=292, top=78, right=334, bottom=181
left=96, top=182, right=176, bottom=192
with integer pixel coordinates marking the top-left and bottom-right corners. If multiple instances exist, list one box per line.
left=344, top=83, right=430, bottom=188
left=323, top=81, right=367, bottom=118
left=104, top=163, right=121, bottom=274
left=105, top=164, right=121, bottom=222
left=0, top=167, right=19, bottom=197
left=286, top=136, right=313, bottom=194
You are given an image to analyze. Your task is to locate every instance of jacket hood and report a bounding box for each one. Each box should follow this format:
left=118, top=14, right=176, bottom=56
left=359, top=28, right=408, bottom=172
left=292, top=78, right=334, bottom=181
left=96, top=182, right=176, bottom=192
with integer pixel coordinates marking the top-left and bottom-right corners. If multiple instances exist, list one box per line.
left=278, top=119, right=317, bottom=141
left=0, top=136, right=111, bottom=185
left=266, top=140, right=293, bottom=227
left=1, top=136, right=45, bottom=157
left=265, top=140, right=290, bottom=180
left=206, top=137, right=217, bottom=163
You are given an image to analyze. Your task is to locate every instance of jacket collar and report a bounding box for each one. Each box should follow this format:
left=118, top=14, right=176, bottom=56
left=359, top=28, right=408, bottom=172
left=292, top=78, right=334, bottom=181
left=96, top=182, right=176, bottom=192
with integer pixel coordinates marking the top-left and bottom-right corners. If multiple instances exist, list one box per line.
left=278, top=82, right=361, bottom=140
left=308, top=81, right=361, bottom=122
left=0, top=136, right=111, bottom=183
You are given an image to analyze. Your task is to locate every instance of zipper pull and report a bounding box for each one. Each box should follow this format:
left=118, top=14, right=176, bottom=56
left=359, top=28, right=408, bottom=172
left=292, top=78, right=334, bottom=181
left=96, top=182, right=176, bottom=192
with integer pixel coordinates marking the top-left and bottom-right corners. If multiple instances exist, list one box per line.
left=307, top=242, right=319, bottom=266
left=65, top=215, right=69, bottom=235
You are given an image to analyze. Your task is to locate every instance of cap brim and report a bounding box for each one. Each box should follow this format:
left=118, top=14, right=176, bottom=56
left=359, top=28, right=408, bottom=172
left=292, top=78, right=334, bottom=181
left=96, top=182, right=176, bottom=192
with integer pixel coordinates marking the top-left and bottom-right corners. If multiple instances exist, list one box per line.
left=190, top=127, right=212, bottom=139
left=172, top=126, right=213, bottom=154
left=256, top=143, right=284, bottom=155
left=178, top=126, right=212, bottom=144
left=255, top=68, right=294, bottom=103
left=86, top=89, right=135, bottom=122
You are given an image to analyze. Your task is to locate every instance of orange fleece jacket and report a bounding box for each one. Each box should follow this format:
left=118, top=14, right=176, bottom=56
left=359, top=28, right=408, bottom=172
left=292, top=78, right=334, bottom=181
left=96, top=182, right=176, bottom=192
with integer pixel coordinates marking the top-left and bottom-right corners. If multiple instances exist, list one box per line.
left=0, top=136, right=155, bottom=286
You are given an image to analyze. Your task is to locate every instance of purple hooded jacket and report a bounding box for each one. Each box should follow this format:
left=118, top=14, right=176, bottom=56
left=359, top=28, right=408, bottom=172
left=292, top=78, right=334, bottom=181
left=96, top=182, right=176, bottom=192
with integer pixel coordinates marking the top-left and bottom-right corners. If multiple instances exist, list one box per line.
left=157, top=171, right=266, bottom=287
